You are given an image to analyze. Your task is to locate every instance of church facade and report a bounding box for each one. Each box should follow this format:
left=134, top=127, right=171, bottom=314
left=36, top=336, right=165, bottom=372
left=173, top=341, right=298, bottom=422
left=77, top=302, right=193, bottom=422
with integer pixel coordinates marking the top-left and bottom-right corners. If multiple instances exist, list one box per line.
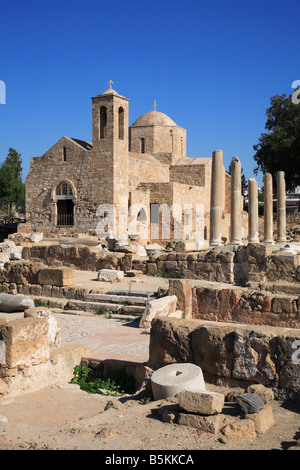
left=23, top=83, right=231, bottom=244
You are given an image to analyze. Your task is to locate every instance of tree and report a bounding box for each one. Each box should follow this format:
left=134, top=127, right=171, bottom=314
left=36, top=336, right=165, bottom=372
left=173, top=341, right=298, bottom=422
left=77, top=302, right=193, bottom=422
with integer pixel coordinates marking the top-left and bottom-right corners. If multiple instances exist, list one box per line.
left=0, top=148, right=25, bottom=204
left=5, top=148, right=23, bottom=180
left=253, top=91, right=300, bottom=191
left=241, top=170, right=248, bottom=196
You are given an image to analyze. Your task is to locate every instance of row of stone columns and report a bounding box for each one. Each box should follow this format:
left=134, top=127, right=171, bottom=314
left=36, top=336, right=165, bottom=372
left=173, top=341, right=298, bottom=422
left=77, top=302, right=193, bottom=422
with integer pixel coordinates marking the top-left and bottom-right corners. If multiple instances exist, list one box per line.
left=248, top=171, right=286, bottom=244
left=209, top=150, right=287, bottom=246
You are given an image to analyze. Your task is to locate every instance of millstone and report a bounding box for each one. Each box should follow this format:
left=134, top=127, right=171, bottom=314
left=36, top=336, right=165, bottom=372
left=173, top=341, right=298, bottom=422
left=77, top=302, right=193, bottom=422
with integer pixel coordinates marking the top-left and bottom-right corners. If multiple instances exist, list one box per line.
left=236, top=392, right=265, bottom=414
left=150, top=363, right=206, bottom=400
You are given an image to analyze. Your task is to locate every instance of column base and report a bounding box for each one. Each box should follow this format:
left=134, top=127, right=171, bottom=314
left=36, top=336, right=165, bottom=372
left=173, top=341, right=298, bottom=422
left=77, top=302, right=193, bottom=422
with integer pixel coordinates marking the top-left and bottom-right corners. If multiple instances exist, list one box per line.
left=229, top=239, right=243, bottom=245
left=248, top=238, right=259, bottom=244
left=263, top=239, right=274, bottom=244
left=209, top=241, right=222, bottom=247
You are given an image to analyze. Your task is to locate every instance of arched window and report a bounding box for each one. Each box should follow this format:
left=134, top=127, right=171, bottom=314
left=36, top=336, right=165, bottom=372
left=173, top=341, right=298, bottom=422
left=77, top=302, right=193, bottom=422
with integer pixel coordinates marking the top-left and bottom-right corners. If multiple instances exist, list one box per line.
left=56, top=182, right=73, bottom=196
left=100, top=106, right=107, bottom=139
left=118, top=107, right=124, bottom=140
left=141, top=138, right=145, bottom=154
left=170, top=130, right=174, bottom=152
left=137, top=207, right=147, bottom=223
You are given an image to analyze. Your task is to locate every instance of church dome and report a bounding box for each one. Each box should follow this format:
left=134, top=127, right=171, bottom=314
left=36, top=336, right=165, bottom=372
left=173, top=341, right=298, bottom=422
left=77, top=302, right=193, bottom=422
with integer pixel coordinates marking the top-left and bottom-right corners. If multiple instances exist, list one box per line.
left=102, top=88, right=120, bottom=96
left=131, top=111, right=177, bottom=127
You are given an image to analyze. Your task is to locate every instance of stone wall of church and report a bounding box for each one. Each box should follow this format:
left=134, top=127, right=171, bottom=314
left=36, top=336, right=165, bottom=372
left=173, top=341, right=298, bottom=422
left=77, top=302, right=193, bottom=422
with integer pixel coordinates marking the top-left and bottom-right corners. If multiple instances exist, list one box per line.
left=153, top=126, right=186, bottom=156
left=129, top=126, right=154, bottom=154
left=128, top=154, right=169, bottom=191
left=129, top=125, right=186, bottom=159
left=25, top=139, right=100, bottom=235
left=170, top=164, right=206, bottom=187
left=135, top=179, right=230, bottom=242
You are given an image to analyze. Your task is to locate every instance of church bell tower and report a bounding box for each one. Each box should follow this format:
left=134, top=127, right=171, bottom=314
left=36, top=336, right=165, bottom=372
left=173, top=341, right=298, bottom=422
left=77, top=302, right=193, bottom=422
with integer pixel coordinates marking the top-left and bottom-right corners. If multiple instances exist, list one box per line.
left=91, top=82, right=129, bottom=235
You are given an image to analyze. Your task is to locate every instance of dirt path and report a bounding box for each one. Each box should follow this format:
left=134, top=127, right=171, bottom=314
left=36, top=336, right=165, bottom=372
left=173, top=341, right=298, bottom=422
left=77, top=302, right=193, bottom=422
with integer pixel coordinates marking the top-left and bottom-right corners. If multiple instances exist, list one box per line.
left=0, top=381, right=299, bottom=451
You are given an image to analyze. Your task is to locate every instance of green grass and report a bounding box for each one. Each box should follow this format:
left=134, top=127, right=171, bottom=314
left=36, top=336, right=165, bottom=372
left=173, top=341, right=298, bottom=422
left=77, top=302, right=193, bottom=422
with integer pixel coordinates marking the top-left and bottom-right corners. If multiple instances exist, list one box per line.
left=70, top=364, right=136, bottom=396
left=34, top=298, right=50, bottom=307
left=153, top=269, right=172, bottom=279
left=122, top=300, right=134, bottom=306
left=95, top=306, right=108, bottom=315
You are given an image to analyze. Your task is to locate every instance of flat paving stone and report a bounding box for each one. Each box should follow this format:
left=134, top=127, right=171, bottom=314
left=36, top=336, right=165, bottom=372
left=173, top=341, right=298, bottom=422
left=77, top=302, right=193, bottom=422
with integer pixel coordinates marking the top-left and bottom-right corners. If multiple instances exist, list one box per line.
left=56, top=313, right=150, bottom=362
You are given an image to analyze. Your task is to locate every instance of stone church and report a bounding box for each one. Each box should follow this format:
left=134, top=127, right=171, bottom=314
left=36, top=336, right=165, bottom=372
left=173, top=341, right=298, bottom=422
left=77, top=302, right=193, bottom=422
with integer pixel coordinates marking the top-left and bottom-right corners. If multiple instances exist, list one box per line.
left=23, top=83, right=231, bottom=245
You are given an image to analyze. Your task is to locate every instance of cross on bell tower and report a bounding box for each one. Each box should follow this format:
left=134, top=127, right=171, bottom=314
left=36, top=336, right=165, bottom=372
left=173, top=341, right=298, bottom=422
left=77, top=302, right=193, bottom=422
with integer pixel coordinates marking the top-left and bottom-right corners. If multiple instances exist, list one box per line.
left=153, top=100, right=157, bottom=111
left=108, top=79, right=114, bottom=89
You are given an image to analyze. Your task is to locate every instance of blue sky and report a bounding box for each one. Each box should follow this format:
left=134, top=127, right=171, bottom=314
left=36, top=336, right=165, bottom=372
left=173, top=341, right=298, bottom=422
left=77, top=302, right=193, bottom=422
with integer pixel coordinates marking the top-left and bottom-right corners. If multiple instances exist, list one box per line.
left=0, top=0, right=299, bottom=188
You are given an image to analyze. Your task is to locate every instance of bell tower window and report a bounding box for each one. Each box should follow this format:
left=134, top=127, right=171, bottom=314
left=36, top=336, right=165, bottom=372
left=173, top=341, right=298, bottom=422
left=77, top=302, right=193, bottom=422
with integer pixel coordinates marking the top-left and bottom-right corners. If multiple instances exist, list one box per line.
left=118, top=107, right=124, bottom=140
left=100, top=106, right=107, bottom=139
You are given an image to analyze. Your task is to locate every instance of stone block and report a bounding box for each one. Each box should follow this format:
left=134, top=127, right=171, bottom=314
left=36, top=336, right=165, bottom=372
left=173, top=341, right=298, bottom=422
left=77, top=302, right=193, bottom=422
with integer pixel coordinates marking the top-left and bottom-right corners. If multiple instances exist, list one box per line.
left=169, top=279, right=192, bottom=318
left=0, top=317, right=50, bottom=368
left=24, top=307, right=61, bottom=347
left=191, top=323, right=236, bottom=378
left=146, top=263, right=157, bottom=275
left=168, top=310, right=183, bottom=319
left=30, top=233, right=43, bottom=243
left=139, top=295, right=177, bottom=329
left=162, top=411, right=178, bottom=423
left=136, top=245, right=147, bottom=257
left=0, top=242, right=15, bottom=253
left=245, top=404, right=274, bottom=434
left=0, top=378, right=9, bottom=395
left=41, top=284, right=53, bottom=297
left=246, top=384, right=274, bottom=403
left=97, top=269, right=124, bottom=282
left=178, top=390, right=225, bottom=415
left=38, top=268, right=74, bottom=287
left=30, top=284, right=42, bottom=296
left=221, top=418, right=256, bottom=438
left=178, top=413, right=223, bottom=434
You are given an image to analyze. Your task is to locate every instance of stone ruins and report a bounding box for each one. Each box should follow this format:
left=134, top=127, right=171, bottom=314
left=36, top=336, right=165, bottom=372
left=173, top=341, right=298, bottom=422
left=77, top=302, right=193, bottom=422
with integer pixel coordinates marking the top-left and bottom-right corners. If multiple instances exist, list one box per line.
left=0, top=82, right=299, bottom=443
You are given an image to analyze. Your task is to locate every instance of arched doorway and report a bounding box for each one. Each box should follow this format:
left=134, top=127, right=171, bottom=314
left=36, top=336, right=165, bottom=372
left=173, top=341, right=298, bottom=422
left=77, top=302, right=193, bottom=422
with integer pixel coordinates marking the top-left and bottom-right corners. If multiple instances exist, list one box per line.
left=55, top=182, right=74, bottom=226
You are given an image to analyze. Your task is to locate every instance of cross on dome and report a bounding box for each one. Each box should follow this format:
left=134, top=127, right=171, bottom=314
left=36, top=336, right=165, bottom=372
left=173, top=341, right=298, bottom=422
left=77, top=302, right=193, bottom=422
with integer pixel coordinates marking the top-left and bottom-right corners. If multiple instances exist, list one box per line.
left=108, top=79, right=114, bottom=89
left=153, top=100, right=157, bottom=111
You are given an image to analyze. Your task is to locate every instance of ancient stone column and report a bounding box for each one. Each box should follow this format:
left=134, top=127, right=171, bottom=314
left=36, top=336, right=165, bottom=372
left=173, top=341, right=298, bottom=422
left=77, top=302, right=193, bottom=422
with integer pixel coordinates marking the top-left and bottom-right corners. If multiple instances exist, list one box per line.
left=248, top=178, right=259, bottom=243
left=210, top=150, right=223, bottom=246
left=277, top=171, right=286, bottom=243
left=263, top=172, right=273, bottom=243
left=230, top=157, right=242, bottom=245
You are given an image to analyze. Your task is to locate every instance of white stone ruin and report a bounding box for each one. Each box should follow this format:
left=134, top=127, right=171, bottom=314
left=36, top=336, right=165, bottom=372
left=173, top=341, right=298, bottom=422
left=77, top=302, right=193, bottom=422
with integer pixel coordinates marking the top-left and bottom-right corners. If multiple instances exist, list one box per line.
left=29, top=233, right=43, bottom=243
left=150, top=363, right=206, bottom=400
left=97, top=269, right=125, bottom=282
left=0, top=293, right=35, bottom=313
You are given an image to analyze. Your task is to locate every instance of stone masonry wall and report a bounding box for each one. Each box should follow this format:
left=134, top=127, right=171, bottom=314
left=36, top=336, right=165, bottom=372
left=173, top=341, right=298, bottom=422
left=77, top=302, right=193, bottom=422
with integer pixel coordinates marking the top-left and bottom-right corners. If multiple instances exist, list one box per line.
left=7, top=243, right=300, bottom=287
left=25, top=137, right=99, bottom=234
left=169, top=279, right=300, bottom=329
left=0, top=313, right=91, bottom=397
left=149, top=318, right=300, bottom=400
